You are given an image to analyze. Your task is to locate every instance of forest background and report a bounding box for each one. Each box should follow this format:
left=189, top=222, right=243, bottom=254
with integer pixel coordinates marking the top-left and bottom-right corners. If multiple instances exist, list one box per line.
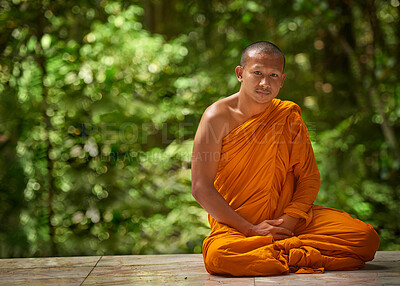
left=0, top=0, right=399, bottom=258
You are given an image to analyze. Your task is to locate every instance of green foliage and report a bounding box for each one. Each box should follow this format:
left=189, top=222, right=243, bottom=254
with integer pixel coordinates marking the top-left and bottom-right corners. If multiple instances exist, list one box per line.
left=0, top=0, right=399, bottom=257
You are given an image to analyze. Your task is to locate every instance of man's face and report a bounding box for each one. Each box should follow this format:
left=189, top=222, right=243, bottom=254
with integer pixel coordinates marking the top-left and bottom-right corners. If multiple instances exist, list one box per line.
left=236, top=51, right=286, bottom=105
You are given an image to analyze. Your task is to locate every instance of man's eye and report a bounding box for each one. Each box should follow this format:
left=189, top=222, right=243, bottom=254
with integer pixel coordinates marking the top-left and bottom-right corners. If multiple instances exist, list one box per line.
left=271, top=73, right=278, bottom=77
left=254, top=71, right=261, bottom=75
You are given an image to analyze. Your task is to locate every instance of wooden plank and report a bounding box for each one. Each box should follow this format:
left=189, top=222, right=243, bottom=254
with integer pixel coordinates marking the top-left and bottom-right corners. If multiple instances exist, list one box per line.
left=0, top=252, right=398, bottom=286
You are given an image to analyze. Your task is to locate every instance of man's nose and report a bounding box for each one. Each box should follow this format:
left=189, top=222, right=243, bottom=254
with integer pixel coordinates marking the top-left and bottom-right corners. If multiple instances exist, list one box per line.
left=259, top=77, right=270, bottom=87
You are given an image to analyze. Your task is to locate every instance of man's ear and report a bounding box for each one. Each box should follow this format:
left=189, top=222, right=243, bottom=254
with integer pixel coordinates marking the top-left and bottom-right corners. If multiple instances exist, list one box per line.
left=235, top=66, right=244, bottom=82
left=280, top=72, right=287, bottom=87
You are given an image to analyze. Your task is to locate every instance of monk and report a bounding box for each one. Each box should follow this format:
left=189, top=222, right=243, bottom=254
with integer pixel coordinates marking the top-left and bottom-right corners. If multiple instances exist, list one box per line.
left=191, top=41, right=380, bottom=276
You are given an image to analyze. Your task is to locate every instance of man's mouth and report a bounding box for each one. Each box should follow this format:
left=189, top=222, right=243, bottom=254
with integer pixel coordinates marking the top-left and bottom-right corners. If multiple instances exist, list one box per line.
left=256, top=89, right=271, bottom=95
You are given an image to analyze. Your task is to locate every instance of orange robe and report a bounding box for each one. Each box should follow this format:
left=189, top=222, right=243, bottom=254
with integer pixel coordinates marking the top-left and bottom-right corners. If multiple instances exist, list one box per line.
left=202, top=99, right=380, bottom=276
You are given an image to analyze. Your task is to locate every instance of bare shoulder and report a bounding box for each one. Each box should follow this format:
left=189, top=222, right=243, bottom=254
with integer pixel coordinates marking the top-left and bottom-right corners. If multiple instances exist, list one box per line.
left=203, top=98, right=230, bottom=120
left=197, top=94, right=239, bottom=142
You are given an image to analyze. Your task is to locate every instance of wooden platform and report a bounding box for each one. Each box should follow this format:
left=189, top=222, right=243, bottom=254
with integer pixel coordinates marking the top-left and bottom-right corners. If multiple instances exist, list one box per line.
left=0, top=251, right=399, bottom=285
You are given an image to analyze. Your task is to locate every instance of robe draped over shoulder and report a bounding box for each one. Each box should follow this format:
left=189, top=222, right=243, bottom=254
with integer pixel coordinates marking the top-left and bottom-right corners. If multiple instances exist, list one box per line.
left=202, top=99, right=380, bottom=276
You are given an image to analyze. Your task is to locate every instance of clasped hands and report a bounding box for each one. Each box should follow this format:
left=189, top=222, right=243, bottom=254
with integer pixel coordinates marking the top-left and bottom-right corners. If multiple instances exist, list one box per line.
left=246, top=214, right=299, bottom=240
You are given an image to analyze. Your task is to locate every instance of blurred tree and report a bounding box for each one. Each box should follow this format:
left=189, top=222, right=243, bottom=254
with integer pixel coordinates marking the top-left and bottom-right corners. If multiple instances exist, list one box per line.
left=0, top=0, right=399, bottom=258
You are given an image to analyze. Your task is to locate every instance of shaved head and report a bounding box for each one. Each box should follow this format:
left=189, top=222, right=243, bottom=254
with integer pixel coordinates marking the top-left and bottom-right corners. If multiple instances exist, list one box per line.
left=240, top=41, right=285, bottom=71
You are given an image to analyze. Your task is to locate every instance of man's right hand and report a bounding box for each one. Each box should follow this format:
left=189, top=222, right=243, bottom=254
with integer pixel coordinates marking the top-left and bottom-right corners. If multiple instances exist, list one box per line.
left=247, top=219, right=294, bottom=240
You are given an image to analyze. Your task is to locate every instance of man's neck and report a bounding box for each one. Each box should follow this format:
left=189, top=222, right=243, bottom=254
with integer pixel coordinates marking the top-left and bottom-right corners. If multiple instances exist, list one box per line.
left=236, top=91, right=272, bottom=120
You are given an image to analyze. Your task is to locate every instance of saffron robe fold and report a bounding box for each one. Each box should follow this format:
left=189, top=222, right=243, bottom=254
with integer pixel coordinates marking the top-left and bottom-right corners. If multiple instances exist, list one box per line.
left=202, top=99, right=380, bottom=276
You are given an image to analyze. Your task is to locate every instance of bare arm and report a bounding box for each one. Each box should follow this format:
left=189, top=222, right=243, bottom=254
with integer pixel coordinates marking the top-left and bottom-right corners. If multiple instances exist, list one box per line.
left=191, top=106, right=292, bottom=239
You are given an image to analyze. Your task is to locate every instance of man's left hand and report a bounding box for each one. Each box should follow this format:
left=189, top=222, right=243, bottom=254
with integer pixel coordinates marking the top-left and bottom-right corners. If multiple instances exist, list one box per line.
left=276, top=214, right=299, bottom=237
